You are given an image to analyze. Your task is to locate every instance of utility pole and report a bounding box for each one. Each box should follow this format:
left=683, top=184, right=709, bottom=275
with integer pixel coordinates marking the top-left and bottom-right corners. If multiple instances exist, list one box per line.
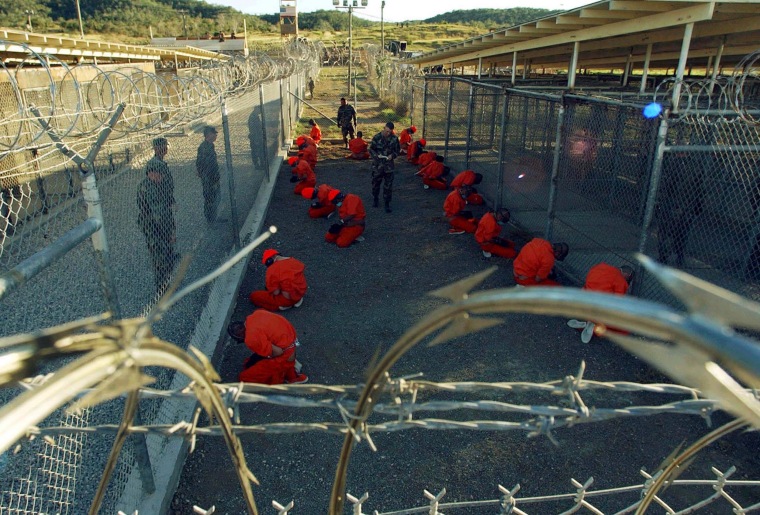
left=381, top=1, right=385, bottom=55
left=75, top=0, right=85, bottom=38
left=24, top=10, right=33, bottom=32
left=333, top=0, right=368, bottom=97
left=178, top=9, right=189, bottom=39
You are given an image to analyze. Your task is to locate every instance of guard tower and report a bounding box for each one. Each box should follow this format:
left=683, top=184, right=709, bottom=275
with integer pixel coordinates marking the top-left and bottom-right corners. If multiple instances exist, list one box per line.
left=280, top=0, right=298, bottom=37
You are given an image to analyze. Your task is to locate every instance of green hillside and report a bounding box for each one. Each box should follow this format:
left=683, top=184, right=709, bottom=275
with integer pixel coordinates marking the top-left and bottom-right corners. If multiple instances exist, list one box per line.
left=424, top=8, right=558, bottom=28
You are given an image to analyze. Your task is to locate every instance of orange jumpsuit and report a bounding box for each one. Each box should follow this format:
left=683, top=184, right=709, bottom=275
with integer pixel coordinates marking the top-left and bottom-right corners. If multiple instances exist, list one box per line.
left=310, top=124, right=322, bottom=145
left=450, top=170, right=484, bottom=205
left=513, top=238, right=560, bottom=286
left=417, top=151, right=436, bottom=170
left=475, top=212, right=516, bottom=258
left=583, top=262, right=630, bottom=335
left=325, top=193, right=366, bottom=247
left=346, top=137, right=369, bottom=160
left=249, top=257, right=308, bottom=311
left=291, top=160, right=316, bottom=195
left=407, top=141, right=426, bottom=164
left=443, top=190, right=478, bottom=233
left=239, top=310, right=300, bottom=384
left=308, top=183, right=337, bottom=219
left=420, top=161, right=448, bottom=190
left=399, top=129, right=413, bottom=153
left=298, top=145, right=318, bottom=169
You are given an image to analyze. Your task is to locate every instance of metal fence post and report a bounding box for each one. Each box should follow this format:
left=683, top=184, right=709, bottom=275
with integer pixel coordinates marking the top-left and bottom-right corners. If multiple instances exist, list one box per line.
left=495, top=89, right=509, bottom=211
left=221, top=99, right=241, bottom=249
left=465, top=82, right=475, bottom=169
left=259, top=83, right=270, bottom=181
left=279, top=79, right=287, bottom=148
left=286, top=77, right=293, bottom=136
left=422, top=79, right=429, bottom=140
left=545, top=100, right=566, bottom=240
left=636, top=114, right=670, bottom=256
left=443, top=76, right=455, bottom=161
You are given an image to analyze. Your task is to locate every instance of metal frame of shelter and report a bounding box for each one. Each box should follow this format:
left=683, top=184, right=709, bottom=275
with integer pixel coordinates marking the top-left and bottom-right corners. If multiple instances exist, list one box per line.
left=407, top=0, right=760, bottom=98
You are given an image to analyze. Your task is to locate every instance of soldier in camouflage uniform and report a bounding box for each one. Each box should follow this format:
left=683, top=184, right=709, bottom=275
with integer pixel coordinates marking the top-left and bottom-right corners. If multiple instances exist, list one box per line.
left=196, top=126, right=221, bottom=222
left=137, top=137, right=178, bottom=294
left=369, top=122, right=401, bottom=213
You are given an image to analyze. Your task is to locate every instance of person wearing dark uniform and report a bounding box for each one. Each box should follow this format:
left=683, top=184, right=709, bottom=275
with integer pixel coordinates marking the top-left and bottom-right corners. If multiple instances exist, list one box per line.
left=196, top=126, right=221, bottom=222
left=369, top=122, right=401, bottom=213
left=337, top=97, right=357, bottom=148
left=138, top=137, right=178, bottom=294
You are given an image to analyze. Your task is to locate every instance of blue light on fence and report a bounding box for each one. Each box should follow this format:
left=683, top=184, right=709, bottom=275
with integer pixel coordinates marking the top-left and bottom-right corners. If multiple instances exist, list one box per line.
left=643, top=102, right=662, bottom=119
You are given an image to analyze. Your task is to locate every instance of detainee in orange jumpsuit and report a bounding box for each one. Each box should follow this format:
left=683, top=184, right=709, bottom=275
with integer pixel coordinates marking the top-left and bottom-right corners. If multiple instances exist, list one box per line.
left=231, top=309, right=308, bottom=384
left=325, top=190, right=366, bottom=247
left=346, top=130, right=370, bottom=160
left=298, top=142, right=318, bottom=169
left=398, top=125, right=416, bottom=154
left=302, top=185, right=337, bottom=219
left=407, top=139, right=427, bottom=164
left=568, top=263, right=634, bottom=342
left=513, top=238, right=569, bottom=286
left=249, top=249, right=308, bottom=311
left=444, top=186, right=479, bottom=234
left=416, top=150, right=437, bottom=170
left=475, top=209, right=516, bottom=259
left=308, top=118, right=322, bottom=145
left=295, top=135, right=316, bottom=148
left=289, top=156, right=316, bottom=195
left=418, top=157, right=451, bottom=190
left=449, top=170, right=485, bottom=205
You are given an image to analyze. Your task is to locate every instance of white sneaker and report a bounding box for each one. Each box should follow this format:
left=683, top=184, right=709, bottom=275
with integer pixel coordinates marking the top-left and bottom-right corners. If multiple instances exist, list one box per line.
left=278, top=305, right=292, bottom=311
left=356, top=236, right=365, bottom=242
left=567, top=319, right=587, bottom=329
left=448, top=229, right=465, bottom=235
left=482, top=251, right=492, bottom=258
left=581, top=322, right=596, bottom=343
left=294, top=359, right=302, bottom=373
left=423, top=184, right=430, bottom=189
left=326, top=210, right=335, bottom=219
left=294, top=297, right=304, bottom=307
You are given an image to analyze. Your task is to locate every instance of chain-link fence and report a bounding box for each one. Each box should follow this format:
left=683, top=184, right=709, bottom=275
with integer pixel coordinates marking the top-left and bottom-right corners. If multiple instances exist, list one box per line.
left=384, top=70, right=760, bottom=307
left=0, top=39, right=319, bottom=513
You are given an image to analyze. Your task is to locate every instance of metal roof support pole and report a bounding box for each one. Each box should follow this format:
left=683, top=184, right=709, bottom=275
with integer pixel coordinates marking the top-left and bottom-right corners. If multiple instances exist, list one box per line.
left=465, top=82, right=475, bottom=169
left=443, top=76, right=454, bottom=161
left=567, top=41, right=580, bottom=90
left=522, top=58, right=528, bottom=80
left=708, top=37, right=725, bottom=97
left=640, top=43, right=653, bottom=95
left=671, top=22, right=694, bottom=114
left=511, top=52, right=517, bottom=86
left=545, top=100, right=565, bottom=241
left=477, top=57, right=482, bottom=80
left=622, top=50, right=632, bottom=87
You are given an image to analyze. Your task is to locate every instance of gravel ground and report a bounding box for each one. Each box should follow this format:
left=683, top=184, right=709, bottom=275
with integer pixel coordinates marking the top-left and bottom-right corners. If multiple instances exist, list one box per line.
left=171, top=120, right=760, bottom=514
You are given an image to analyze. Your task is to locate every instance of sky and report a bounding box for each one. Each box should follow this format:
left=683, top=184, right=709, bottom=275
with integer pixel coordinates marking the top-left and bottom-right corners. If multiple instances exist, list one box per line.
left=215, top=0, right=595, bottom=24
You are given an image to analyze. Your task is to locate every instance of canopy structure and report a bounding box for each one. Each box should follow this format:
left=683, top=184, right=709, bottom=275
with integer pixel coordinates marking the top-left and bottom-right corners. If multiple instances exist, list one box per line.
left=0, top=28, right=229, bottom=64
left=407, top=0, right=760, bottom=87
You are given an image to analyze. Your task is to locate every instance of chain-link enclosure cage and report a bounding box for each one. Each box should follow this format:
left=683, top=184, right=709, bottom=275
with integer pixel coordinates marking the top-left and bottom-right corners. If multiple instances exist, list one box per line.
left=0, top=38, right=319, bottom=514
left=379, top=69, right=760, bottom=309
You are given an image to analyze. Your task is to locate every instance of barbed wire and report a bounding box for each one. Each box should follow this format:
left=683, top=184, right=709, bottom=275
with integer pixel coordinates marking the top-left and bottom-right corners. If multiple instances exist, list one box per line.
left=0, top=38, right=321, bottom=157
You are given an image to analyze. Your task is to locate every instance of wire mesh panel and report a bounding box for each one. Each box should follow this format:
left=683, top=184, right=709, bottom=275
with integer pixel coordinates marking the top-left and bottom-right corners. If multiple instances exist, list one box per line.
left=549, top=97, right=659, bottom=284
left=499, top=91, right=561, bottom=235
left=421, top=77, right=451, bottom=149
left=443, top=78, right=471, bottom=170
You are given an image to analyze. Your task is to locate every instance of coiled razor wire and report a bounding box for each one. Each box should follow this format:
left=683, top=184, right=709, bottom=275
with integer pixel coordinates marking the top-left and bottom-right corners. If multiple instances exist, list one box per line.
left=0, top=38, right=321, bottom=155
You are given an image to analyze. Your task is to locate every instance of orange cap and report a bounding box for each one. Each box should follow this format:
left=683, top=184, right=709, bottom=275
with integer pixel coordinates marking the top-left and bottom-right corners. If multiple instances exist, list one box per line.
left=261, top=249, right=279, bottom=265
left=327, top=189, right=341, bottom=202
left=420, top=138, right=426, bottom=146
left=410, top=125, right=417, bottom=133
left=288, top=156, right=298, bottom=166
left=301, top=187, right=315, bottom=199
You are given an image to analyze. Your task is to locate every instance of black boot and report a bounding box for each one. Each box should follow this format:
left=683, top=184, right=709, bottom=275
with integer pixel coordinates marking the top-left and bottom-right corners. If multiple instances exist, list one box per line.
left=373, top=197, right=379, bottom=208
left=385, top=201, right=392, bottom=213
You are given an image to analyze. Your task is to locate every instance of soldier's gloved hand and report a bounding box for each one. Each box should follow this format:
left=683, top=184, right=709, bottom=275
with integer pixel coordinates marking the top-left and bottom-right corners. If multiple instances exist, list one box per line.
left=328, top=224, right=343, bottom=235
left=290, top=175, right=300, bottom=183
